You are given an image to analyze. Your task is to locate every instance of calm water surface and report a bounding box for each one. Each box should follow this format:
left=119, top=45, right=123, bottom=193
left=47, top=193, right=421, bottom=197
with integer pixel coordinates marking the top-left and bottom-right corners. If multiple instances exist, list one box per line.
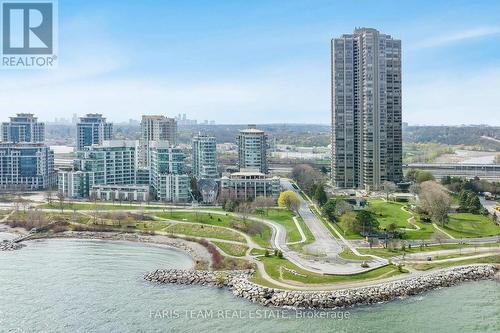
left=0, top=239, right=498, bottom=333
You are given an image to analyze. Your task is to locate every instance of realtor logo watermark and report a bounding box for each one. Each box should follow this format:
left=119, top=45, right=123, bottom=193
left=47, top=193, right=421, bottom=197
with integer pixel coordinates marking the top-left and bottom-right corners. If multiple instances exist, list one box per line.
left=1, top=0, right=57, bottom=68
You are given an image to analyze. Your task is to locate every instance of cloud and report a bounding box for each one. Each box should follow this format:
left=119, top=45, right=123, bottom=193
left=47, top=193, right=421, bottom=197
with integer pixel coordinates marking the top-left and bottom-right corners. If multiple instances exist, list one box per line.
left=404, top=67, right=500, bottom=125
left=413, top=26, right=500, bottom=49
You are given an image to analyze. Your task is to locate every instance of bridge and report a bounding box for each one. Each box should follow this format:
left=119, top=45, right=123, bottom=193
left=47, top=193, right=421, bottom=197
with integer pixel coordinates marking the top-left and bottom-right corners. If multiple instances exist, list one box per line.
left=404, top=163, right=500, bottom=181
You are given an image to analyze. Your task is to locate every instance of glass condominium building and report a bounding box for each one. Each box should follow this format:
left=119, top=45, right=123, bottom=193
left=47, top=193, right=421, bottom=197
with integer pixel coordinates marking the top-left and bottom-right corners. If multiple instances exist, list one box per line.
left=0, top=143, right=55, bottom=190
left=236, top=125, right=268, bottom=174
left=76, top=114, right=113, bottom=151
left=192, top=133, right=218, bottom=179
left=331, top=27, right=403, bottom=191
left=1, top=113, right=45, bottom=143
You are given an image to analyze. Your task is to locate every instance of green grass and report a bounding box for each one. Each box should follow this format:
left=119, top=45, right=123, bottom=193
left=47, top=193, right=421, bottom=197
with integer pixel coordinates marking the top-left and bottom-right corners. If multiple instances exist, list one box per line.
left=287, top=216, right=316, bottom=252
left=156, top=211, right=272, bottom=248
left=160, top=222, right=246, bottom=242
left=250, top=248, right=268, bottom=256
left=412, top=255, right=500, bottom=271
left=256, top=256, right=401, bottom=286
left=432, top=251, right=497, bottom=261
left=254, top=208, right=312, bottom=244
left=402, top=217, right=436, bottom=240
left=358, top=242, right=500, bottom=258
left=212, top=241, right=248, bottom=257
left=338, top=248, right=373, bottom=261
left=441, top=213, right=500, bottom=238
left=368, top=199, right=412, bottom=229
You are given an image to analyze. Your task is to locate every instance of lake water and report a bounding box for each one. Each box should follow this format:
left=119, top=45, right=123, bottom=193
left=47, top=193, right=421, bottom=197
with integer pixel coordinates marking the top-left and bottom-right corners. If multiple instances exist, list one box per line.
left=0, top=239, right=498, bottom=333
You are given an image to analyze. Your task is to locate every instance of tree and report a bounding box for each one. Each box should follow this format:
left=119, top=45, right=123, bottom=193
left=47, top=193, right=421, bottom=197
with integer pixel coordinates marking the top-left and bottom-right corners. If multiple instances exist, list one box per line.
left=291, top=164, right=326, bottom=196
left=322, top=198, right=337, bottom=222
left=277, top=190, right=300, bottom=213
left=56, top=191, right=65, bottom=212
left=415, top=171, right=435, bottom=184
left=406, top=169, right=435, bottom=183
left=419, top=181, right=451, bottom=226
left=313, top=184, right=328, bottom=206
left=355, top=211, right=379, bottom=234
left=382, top=181, right=397, bottom=200
left=340, top=212, right=357, bottom=234
left=253, top=196, right=274, bottom=215
left=466, top=194, right=482, bottom=214
left=45, top=190, right=53, bottom=205
left=236, top=202, right=252, bottom=222
left=386, top=223, right=398, bottom=233
left=335, top=200, right=352, bottom=217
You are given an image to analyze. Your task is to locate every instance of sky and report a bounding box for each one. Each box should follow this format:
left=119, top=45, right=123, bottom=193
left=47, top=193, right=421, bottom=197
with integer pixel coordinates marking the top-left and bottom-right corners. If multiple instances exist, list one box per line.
left=2, top=0, right=500, bottom=125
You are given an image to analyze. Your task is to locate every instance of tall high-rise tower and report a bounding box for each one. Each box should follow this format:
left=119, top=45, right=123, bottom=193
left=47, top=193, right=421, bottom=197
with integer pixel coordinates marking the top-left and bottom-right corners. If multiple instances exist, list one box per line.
left=331, top=28, right=403, bottom=190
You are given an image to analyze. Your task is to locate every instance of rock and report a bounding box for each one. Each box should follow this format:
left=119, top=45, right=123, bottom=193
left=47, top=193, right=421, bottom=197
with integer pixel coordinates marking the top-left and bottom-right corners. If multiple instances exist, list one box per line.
left=144, top=264, right=497, bottom=310
left=0, top=241, right=24, bottom=251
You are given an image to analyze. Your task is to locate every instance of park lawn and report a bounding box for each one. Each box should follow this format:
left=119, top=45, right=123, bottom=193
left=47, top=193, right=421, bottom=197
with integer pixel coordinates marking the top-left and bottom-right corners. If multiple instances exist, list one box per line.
left=255, top=208, right=304, bottom=243
left=403, top=218, right=436, bottom=240
left=258, top=256, right=401, bottom=285
left=250, top=248, right=268, bottom=256
left=442, top=213, right=500, bottom=238
left=250, top=226, right=272, bottom=248
left=159, top=222, right=246, bottom=243
left=338, top=248, right=373, bottom=261
left=212, top=241, right=248, bottom=257
left=368, top=199, right=412, bottom=229
left=156, top=211, right=272, bottom=248
left=136, top=221, right=170, bottom=231
left=156, top=211, right=234, bottom=227
left=358, top=243, right=500, bottom=258
left=411, top=254, right=500, bottom=271
left=287, top=216, right=317, bottom=253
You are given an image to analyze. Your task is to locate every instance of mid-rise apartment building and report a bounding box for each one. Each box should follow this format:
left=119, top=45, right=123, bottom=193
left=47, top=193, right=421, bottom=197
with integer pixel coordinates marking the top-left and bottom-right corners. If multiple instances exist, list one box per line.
left=236, top=125, right=268, bottom=174
left=149, top=141, right=189, bottom=202
left=76, top=114, right=113, bottom=150
left=139, top=115, right=177, bottom=167
left=0, top=142, right=55, bottom=190
left=192, top=133, right=218, bottom=179
left=1, top=113, right=45, bottom=143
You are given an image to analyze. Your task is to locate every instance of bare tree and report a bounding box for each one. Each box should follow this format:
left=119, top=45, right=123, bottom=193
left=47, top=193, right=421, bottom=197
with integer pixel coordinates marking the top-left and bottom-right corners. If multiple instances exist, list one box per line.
left=114, top=212, right=126, bottom=227
left=335, top=200, right=353, bottom=217
left=419, top=181, right=451, bottom=226
left=45, top=190, right=53, bottom=206
left=236, top=202, right=253, bottom=223
left=56, top=191, right=65, bottom=212
left=382, top=181, right=398, bottom=201
left=252, top=196, right=276, bottom=216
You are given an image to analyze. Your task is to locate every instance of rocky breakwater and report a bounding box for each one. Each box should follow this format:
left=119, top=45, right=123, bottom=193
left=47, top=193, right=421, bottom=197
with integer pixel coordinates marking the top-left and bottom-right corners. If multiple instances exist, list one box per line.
left=145, top=265, right=497, bottom=309
left=0, top=241, right=24, bottom=251
left=145, top=269, right=253, bottom=287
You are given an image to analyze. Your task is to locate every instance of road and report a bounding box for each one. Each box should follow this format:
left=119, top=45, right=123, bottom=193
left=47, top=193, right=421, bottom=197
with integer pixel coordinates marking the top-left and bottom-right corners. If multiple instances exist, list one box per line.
left=280, top=179, right=388, bottom=274
left=480, top=197, right=500, bottom=222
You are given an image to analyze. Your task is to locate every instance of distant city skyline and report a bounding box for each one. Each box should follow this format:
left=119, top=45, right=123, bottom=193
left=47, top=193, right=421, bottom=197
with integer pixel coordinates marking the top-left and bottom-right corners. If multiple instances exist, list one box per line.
left=1, top=0, right=499, bottom=125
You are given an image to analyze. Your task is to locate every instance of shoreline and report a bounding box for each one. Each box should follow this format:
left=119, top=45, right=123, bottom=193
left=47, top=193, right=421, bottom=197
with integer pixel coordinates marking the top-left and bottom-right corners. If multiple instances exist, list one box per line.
left=3, top=229, right=499, bottom=310
left=1, top=230, right=212, bottom=269
left=145, top=265, right=498, bottom=309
